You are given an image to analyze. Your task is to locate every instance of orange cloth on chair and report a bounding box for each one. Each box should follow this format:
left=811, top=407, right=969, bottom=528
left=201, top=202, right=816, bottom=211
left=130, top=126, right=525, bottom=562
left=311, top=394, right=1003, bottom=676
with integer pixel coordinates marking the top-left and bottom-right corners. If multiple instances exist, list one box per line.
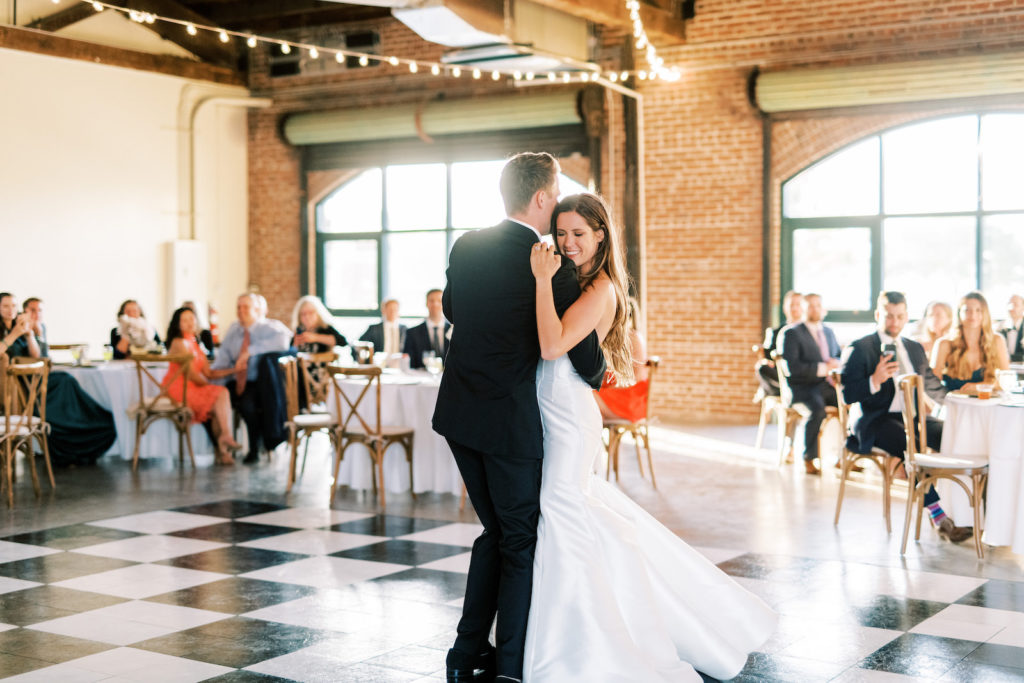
left=596, top=372, right=649, bottom=423
left=162, top=337, right=226, bottom=424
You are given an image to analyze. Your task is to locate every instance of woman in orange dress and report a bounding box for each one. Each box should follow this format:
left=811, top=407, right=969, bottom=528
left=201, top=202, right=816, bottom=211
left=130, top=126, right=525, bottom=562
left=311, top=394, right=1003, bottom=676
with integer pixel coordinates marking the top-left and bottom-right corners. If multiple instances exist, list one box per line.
left=163, top=306, right=242, bottom=465
left=595, top=296, right=650, bottom=422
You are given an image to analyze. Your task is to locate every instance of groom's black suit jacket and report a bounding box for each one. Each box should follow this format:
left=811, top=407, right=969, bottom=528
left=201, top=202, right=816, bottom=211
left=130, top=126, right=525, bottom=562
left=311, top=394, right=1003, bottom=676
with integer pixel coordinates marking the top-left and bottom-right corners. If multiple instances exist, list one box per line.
left=432, top=219, right=605, bottom=459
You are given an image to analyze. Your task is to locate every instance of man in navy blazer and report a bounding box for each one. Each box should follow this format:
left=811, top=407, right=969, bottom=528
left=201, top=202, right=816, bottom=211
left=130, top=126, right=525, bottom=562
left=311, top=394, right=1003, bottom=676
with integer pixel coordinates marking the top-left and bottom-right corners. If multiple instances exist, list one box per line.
left=999, top=294, right=1024, bottom=363
left=780, top=293, right=841, bottom=474
left=404, top=288, right=450, bottom=369
left=359, top=299, right=407, bottom=357
left=840, top=291, right=972, bottom=543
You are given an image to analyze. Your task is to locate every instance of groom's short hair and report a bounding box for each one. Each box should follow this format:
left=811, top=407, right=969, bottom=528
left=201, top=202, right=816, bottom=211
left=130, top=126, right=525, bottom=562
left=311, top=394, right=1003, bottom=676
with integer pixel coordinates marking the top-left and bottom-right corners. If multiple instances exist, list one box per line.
left=500, top=152, right=559, bottom=215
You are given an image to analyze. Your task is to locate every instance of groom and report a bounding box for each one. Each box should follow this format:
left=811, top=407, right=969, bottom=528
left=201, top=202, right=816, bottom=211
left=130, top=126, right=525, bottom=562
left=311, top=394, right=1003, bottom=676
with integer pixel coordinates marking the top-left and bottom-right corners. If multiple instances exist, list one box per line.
left=433, top=152, right=606, bottom=682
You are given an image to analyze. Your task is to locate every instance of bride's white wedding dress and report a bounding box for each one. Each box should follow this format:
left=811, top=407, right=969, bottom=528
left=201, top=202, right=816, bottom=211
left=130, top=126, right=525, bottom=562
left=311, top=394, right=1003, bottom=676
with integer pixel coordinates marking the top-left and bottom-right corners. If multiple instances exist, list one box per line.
left=523, top=356, right=777, bottom=682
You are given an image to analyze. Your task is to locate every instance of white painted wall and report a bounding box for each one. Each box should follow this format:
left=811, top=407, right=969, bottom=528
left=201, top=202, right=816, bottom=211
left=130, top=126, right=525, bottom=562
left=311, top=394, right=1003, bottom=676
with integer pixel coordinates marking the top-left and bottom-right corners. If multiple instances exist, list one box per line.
left=0, top=47, right=250, bottom=355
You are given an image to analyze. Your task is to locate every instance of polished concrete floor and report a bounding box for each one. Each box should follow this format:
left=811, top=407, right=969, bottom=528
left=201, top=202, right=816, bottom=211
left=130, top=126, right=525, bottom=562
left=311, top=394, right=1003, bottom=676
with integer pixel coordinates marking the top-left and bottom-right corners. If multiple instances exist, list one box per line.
left=0, top=422, right=1022, bottom=682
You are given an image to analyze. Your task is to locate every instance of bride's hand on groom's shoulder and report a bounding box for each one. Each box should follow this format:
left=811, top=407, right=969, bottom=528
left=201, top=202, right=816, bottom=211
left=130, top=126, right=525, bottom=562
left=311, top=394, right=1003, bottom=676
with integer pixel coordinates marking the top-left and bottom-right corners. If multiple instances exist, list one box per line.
left=531, top=242, right=561, bottom=281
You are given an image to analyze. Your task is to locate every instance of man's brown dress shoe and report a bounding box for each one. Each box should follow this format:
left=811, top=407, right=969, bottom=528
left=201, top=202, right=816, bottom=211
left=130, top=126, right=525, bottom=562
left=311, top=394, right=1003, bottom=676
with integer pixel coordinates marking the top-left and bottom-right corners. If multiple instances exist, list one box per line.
left=937, top=517, right=973, bottom=544
left=804, top=460, right=821, bottom=475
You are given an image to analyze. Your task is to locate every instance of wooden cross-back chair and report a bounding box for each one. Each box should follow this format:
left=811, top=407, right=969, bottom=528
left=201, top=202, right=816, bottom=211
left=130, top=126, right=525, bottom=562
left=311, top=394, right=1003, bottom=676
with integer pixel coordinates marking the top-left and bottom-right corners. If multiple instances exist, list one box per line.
left=604, top=356, right=660, bottom=488
left=773, top=351, right=839, bottom=467
left=129, top=353, right=194, bottom=470
left=0, top=356, right=53, bottom=507
left=280, top=354, right=338, bottom=492
left=830, top=369, right=901, bottom=532
left=327, top=365, right=414, bottom=509
left=898, top=374, right=989, bottom=559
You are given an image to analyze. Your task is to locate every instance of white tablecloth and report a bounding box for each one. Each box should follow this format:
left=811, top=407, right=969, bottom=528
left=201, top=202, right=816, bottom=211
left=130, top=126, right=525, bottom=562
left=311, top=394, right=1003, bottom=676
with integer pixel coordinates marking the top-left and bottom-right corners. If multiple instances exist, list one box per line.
left=54, top=361, right=214, bottom=460
left=939, top=394, right=1024, bottom=554
left=327, top=370, right=461, bottom=495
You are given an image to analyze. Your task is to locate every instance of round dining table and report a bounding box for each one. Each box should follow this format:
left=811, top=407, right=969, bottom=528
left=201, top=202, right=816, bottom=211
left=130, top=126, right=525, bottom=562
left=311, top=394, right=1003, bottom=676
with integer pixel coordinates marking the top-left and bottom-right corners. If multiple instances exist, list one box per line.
left=938, top=393, right=1024, bottom=555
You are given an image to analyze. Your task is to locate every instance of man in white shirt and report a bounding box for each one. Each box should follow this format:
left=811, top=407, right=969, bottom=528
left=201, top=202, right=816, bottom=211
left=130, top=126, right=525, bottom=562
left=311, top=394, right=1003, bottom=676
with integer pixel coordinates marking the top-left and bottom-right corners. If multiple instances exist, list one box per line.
left=359, top=299, right=407, bottom=357
left=404, top=289, right=451, bottom=369
left=1000, top=294, right=1024, bottom=363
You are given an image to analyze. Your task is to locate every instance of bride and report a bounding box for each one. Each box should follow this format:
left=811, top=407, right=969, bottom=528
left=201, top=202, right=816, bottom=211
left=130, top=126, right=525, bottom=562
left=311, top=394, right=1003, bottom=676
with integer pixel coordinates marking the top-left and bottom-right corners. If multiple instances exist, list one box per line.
left=524, top=193, right=777, bottom=682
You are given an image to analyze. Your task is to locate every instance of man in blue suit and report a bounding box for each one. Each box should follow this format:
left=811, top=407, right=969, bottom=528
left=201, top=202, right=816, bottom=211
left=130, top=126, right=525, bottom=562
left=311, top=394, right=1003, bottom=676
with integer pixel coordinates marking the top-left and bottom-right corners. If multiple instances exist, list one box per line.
left=840, top=291, right=972, bottom=543
left=780, top=293, right=841, bottom=474
left=404, top=288, right=450, bottom=369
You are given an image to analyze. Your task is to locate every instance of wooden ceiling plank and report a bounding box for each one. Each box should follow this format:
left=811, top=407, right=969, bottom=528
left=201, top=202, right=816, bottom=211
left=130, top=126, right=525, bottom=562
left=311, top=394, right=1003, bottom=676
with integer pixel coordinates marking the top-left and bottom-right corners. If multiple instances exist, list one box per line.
left=527, top=0, right=686, bottom=44
left=27, top=4, right=96, bottom=32
left=121, top=0, right=238, bottom=66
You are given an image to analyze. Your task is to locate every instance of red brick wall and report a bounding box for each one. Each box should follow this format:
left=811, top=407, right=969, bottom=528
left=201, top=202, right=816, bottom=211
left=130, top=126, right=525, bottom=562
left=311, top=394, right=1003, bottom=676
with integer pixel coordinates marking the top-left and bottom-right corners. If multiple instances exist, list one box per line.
left=246, top=2, right=1024, bottom=422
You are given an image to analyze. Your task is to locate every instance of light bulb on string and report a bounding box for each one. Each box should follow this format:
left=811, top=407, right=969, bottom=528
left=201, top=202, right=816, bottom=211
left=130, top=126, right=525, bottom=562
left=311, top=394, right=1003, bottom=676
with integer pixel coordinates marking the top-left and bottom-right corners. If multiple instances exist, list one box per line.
left=431, top=64, right=441, bottom=76
left=547, top=72, right=556, bottom=81
left=247, top=35, right=257, bottom=48
left=359, top=55, right=369, bottom=67
left=492, top=70, right=500, bottom=80
left=525, top=72, right=534, bottom=81
left=335, top=51, right=344, bottom=63
left=609, top=72, right=618, bottom=82
left=620, top=71, right=628, bottom=81
left=218, top=30, right=229, bottom=43
left=452, top=66, right=461, bottom=78
left=92, top=0, right=102, bottom=9
left=388, top=56, right=399, bottom=66
left=144, top=13, right=155, bottom=23
left=562, top=72, right=571, bottom=83
left=472, top=68, right=481, bottom=79
left=281, top=43, right=291, bottom=54
left=513, top=70, right=522, bottom=80
left=408, top=61, right=418, bottom=73
left=186, top=23, right=197, bottom=36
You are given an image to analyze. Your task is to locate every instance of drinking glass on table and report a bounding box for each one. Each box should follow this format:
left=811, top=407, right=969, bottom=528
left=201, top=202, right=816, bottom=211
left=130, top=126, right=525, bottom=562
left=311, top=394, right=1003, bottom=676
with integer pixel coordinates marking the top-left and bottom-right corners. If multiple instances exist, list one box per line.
left=997, top=369, right=1019, bottom=393
left=423, top=351, right=443, bottom=376
left=977, top=383, right=994, bottom=400
left=102, top=344, right=114, bottom=362
left=70, top=346, right=82, bottom=365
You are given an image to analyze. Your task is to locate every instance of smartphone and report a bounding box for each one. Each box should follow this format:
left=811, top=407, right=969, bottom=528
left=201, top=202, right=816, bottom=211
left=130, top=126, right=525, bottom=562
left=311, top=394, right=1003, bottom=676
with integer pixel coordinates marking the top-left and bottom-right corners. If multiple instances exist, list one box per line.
left=881, top=342, right=897, bottom=361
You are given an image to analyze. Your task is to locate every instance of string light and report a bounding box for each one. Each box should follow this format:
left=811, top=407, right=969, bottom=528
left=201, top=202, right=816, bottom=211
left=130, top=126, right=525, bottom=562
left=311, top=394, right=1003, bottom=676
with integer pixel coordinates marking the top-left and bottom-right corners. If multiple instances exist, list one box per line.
left=308, top=46, right=319, bottom=59
left=451, top=66, right=461, bottom=78
left=218, top=30, right=229, bottom=43
left=335, top=51, right=344, bottom=63
left=359, top=55, right=369, bottom=67
left=186, top=23, right=197, bottom=36
left=431, top=64, right=441, bottom=76
left=408, top=61, right=418, bottom=73
left=280, top=43, right=291, bottom=55
left=492, top=71, right=501, bottom=80
left=625, top=0, right=681, bottom=81
left=472, top=68, right=481, bottom=79
left=388, top=56, right=399, bottom=66
left=247, top=35, right=257, bottom=48
left=92, top=1, right=103, bottom=10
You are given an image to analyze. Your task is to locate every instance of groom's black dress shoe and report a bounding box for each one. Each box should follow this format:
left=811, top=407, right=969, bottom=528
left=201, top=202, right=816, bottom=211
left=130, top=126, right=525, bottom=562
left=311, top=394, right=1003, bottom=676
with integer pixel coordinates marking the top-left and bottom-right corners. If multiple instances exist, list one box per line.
left=446, top=646, right=496, bottom=682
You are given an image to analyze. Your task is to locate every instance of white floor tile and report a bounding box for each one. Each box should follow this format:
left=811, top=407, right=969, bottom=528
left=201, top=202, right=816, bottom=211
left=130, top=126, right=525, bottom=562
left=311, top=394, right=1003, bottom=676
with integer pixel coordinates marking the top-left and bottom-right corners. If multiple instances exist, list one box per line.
left=84, top=600, right=229, bottom=630
left=988, top=624, right=1024, bottom=647
left=396, top=523, right=483, bottom=547
left=931, top=603, right=1024, bottom=628
left=238, top=529, right=388, bottom=555
left=1, top=663, right=111, bottom=682
left=73, top=535, right=227, bottom=562
left=0, top=575, right=42, bottom=594
left=899, top=570, right=988, bottom=603
left=87, top=511, right=225, bottom=535
left=909, top=616, right=1004, bottom=642
left=418, top=552, right=472, bottom=574
left=0, top=540, right=61, bottom=563
left=692, top=546, right=747, bottom=564
left=247, top=635, right=409, bottom=679
left=53, top=563, right=230, bottom=599
left=831, top=668, right=935, bottom=682
left=237, top=507, right=375, bottom=528
left=780, top=626, right=903, bottom=666
left=241, top=555, right=408, bottom=589
left=0, top=623, right=17, bottom=632
left=60, top=647, right=233, bottom=682
left=28, top=611, right=177, bottom=645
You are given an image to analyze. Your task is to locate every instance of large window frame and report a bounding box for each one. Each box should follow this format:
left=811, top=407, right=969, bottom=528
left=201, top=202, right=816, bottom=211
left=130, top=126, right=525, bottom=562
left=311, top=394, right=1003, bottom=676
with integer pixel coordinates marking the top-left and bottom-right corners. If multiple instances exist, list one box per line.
left=781, top=113, right=1024, bottom=322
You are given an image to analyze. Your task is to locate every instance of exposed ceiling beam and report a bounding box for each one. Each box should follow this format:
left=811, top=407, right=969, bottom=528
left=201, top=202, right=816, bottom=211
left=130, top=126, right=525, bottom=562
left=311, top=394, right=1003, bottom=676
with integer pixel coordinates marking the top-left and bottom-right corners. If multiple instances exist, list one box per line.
left=193, top=2, right=391, bottom=33
left=0, top=25, right=244, bottom=86
left=526, top=0, right=687, bottom=45
left=120, top=0, right=239, bottom=66
left=27, top=4, right=96, bottom=32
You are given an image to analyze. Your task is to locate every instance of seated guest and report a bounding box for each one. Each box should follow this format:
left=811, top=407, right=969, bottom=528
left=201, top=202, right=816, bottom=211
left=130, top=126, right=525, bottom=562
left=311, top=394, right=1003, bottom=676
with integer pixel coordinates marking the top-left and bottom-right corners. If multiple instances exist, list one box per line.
left=780, top=292, right=840, bottom=475
left=0, top=292, right=115, bottom=466
left=931, top=291, right=1009, bottom=392
left=404, top=289, right=450, bottom=369
left=23, top=297, right=48, bottom=357
left=841, top=291, right=972, bottom=543
left=163, top=307, right=243, bottom=466
left=596, top=296, right=650, bottom=422
left=111, top=299, right=161, bottom=359
left=211, top=293, right=291, bottom=464
left=999, top=294, right=1024, bottom=363
left=291, top=295, right=347, bottom=405
left=360, top=299, right=406, bottom=357
left=181, top=300, right=215, bottom=360
left=756, top=290, right=802, bottom=397
left=913, top=301, right=952, bottom=358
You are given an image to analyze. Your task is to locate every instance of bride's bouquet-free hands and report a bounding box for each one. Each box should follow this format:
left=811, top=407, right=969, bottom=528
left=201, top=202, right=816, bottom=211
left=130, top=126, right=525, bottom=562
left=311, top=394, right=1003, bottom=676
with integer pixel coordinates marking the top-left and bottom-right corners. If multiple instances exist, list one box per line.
left=119, top=315, right=158, bottom=350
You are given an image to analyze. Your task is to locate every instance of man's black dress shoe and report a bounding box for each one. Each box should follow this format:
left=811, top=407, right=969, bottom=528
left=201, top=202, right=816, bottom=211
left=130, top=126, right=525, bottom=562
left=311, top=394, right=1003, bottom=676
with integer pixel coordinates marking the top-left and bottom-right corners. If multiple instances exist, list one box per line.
left=446, top=646, right=496, bottom=682
left=242, top=452, right=259, bottom=465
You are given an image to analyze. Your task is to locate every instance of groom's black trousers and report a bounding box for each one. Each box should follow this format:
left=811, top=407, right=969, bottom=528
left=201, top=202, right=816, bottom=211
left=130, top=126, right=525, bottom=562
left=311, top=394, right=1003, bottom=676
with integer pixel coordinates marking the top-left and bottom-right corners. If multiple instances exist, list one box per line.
left=447, top=438, right=542, bottom=679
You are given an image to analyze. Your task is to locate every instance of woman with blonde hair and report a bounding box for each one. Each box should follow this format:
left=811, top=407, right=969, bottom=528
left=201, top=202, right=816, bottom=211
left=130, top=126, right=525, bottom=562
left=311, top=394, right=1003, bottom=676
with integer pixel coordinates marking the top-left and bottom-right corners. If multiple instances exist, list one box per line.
left=524, top=193, right=775, bottom=682
left=290, top=295, right=347, bottom=407
left=915, top=300, right=953, bottom=357
left=931, top=291, right=1009, bottom=392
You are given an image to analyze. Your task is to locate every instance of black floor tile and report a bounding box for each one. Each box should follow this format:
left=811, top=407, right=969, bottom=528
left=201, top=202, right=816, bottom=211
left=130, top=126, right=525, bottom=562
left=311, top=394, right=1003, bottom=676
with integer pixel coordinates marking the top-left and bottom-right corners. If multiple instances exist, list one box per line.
left=941, top=660, right=1024, bottom=682
left=734, top=651, right=847, bottom=681
left=859, top=633, right=983, bottom=678
left=851, top=595, right=949, bottom=630
left=0, top=652, right=53, bottom=677
left=332, top=540, right=470, bottom=566
left=963, top=642, right=1024, bottom=669
left=170, top=499, right=287, bottom=519
left=364, top=568, right=468, bottom=603
left=157, top=546, right=309, bottom=574
left=204, top=672, right=297, bottom=682
left=134, top=616, right=339, bottom=668
left=1, top=524, right=143, bottom=550
left=168, top=521, right=294, bottom=544
left=956, top=579, right=1024, bottom=613
left=0, top=586, right=113, bottom=627
left=144, top=577, right=318, bottom=614
left=714, top=553, right=827, bottom=581
left=0, top=552, right=137, bottom=583
left=0, top=629, right=114, bottom=662
left=1, top=585, right=127, bottom=615
left=329, top=514, right=453, bottom=538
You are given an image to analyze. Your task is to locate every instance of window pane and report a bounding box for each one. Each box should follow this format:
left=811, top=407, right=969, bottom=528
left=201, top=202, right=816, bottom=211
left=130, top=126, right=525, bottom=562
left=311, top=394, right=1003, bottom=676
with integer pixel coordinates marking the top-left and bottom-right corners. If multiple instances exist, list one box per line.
left=783, top=137, right=880, bottom=218
left=324, top=239, right=378, bottom=310
left=792, top=227, right=872, bottom=311
left=451, top=160, right=506, bottom=229
left=981, top=114, right=1024, bottom=211
left=384, top=232, right=447, bottom=318
left=882, top=116, right=978, bottom=214
left=386, top=163, right=447, bottom=231
left=318, top=168, right=382, bottom=233
left=883, top=216, right=976, bottom=314
left=982, top=213, right=1024, bottom=312
left=558, top=173, right=589, bottom=198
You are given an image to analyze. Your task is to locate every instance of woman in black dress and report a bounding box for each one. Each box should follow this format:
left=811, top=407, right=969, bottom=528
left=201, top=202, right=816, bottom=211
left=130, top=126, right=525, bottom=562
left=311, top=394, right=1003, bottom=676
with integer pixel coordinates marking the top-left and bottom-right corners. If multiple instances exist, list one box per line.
left=110, top=299, right=161, bottom=359
left=291, top=295, right=347, bottom=408
left=0, top=292, right=115, bottom=465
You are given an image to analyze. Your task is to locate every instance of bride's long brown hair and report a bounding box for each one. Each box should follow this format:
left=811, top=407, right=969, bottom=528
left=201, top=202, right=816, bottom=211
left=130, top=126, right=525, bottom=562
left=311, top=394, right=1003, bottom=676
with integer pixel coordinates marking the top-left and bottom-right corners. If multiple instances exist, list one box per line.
left=551, top=193, right=635, bottom=384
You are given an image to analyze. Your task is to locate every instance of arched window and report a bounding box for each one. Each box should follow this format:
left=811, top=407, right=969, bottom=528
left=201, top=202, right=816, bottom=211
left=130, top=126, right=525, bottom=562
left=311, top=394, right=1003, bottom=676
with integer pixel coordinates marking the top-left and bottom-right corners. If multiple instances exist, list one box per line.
left=781, top=113, right=1024, bottom=320
left=315, top=160, right=587, bottom=337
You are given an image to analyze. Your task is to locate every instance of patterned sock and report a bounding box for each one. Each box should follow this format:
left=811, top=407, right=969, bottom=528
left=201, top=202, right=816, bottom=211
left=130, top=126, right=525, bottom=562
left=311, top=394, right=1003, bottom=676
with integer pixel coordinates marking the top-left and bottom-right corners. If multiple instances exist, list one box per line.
left=927, top=502, right=947, bottom=525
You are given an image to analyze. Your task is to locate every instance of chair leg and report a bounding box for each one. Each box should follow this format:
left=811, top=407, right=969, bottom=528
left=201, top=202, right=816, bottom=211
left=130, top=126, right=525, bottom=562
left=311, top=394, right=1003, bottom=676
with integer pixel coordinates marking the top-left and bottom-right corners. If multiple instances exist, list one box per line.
left=608, top=429, right=622, bottom=481
left=39, top=434, right=54, bottom=489
left=4, top=442, right=13, bottom=508
left=286, top=429, right=299, bottom=493
left=642, top=429, right=656, bottom=489
left=834, top=452, right=849, bottom=526
left=132, top=415, right=143, bottom=472
left=184, top=424, right=196, bottom=468
left=632, top=429, right=645, bottom=479
left=23, top=442, right=41, bottom=497
left=900, top=475, right=918, bottom=555
left=881, top=458, right=894, bottom=534
left=178, top=429, right=185, bottom=468
left=406, top=437, right=416, bottom=501
left=972, top=473, right=986, bottom=559
left=914, top=481, right=925, bottom=541
left=755, top=401, right=770, bottom=449
left=375, top=443, right=386, bottom=510
left=330, top=438, right=345, bottom=502
left=300, top=435, right=312, bottom=478
left=459, top=483, right=467, bottom=512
